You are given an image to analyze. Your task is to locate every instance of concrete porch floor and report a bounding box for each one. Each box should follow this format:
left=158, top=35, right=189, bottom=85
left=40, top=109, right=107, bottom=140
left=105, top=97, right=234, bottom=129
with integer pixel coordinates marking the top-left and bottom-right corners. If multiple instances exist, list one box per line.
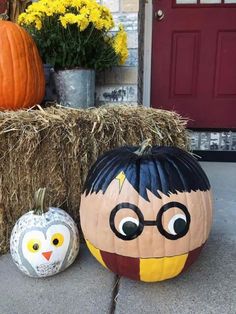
left=0, top=162, right=235, bottom=314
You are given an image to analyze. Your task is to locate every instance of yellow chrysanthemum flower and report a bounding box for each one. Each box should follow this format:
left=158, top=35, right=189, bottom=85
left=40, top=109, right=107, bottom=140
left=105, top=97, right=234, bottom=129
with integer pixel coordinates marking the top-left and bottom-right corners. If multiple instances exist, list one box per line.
left=76, top=14, right=89, bottom=31
left=24, top=13, right=37, bottom=24
left=50, top=2, right=66, bottom=15
left=103, top=19, right=114, bottom=31
left=71, top=0, right=82, bottom=8
left=35, top=19, right=42, bottom=30
left=60, top=17, right=68, bottom=28
left=60, top=13, right=78, bottom=28
left=113, top=25, right=129, bottom=65
left=89, top=8, right=101, bottom=23
left=18, top=0, right=128, bottom=69
left=80, top=6, right=90, bottom=16
left=18, top=13, right=27, bottom=24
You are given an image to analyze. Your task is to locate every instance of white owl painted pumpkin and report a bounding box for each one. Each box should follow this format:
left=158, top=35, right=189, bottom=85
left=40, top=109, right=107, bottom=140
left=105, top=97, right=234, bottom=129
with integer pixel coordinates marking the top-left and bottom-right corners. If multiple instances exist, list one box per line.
left=10, top=188, right=80, bottom=278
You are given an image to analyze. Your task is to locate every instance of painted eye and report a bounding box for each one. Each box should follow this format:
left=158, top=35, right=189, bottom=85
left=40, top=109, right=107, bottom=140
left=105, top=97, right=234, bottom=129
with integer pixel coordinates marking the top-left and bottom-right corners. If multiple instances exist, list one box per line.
left=110, top=203, right=144, bottom=240
left=157, top=202, right=190, bottom=240
left=168, top=214, right=187, bottom=236
left=51, top=233, right=64, bottom=247
left=27, top=239, right=41, bottom=253
left=119, top=217, right=140, bottom=238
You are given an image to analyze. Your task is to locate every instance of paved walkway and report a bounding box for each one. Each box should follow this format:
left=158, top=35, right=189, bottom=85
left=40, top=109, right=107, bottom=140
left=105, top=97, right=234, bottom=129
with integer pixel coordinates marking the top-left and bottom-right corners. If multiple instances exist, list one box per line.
left=0, top=162, right=235, bottom=314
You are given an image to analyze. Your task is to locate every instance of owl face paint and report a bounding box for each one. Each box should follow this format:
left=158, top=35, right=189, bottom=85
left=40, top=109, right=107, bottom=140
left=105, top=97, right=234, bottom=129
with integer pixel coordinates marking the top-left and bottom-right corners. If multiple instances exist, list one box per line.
left=21, top=224, right=71, bottom=277
left=10, top=208, right=80, bottom=278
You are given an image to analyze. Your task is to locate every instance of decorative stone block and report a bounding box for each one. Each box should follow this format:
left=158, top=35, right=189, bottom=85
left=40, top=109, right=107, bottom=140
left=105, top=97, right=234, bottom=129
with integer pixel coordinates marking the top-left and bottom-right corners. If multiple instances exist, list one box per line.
left=102, top=0, right=119, bottom=12
left=96, top=85, right=138, bottom=103
left=104, top=67, right=138, bottom=85
left=123, top=49, right=138, bottom=67
left=96, top=1, right=139, bottom=104
left=127, top=31, right=138, bottom=49
left=121, top=0, right=139, bottom=12
left=190, top=131, right=236, bottom=151
left=113, top=13, right=138, bottom=31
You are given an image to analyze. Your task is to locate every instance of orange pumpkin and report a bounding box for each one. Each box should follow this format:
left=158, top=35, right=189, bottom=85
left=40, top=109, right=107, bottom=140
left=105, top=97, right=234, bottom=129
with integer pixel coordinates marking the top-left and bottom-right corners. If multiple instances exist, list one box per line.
left=80, top=143, right=213, bottom=282
left=0, top=21, right=45, bottom=110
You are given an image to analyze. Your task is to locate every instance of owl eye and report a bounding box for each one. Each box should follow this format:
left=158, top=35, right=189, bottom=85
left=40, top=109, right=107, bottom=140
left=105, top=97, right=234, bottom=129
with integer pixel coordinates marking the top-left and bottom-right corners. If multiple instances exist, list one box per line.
left=27, top=239, right=41, bottom=253
left=51, top=233, right=64, bottom=247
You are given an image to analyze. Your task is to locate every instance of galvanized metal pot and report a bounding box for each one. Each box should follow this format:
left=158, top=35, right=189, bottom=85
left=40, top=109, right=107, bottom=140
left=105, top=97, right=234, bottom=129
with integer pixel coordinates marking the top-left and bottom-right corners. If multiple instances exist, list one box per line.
left=53, top=69, right=95, bottom=108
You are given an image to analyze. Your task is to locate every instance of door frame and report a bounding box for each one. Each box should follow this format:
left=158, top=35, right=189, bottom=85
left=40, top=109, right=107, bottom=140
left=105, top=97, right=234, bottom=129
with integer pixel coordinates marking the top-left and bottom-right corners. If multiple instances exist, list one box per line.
left=142, top=0, right=153, bottom=107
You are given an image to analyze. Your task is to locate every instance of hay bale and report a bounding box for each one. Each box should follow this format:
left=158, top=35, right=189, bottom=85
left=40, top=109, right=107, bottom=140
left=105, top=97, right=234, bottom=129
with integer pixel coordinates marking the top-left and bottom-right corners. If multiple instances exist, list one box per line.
left=0, top=104, right=188, bottom=254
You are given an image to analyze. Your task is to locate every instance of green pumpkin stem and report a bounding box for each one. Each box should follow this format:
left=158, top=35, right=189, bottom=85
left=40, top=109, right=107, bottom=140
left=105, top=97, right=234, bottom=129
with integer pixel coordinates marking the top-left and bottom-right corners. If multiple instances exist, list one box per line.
left=33, top=188, right=47, bottom=215
left=135, top=139, right=152, bottom=156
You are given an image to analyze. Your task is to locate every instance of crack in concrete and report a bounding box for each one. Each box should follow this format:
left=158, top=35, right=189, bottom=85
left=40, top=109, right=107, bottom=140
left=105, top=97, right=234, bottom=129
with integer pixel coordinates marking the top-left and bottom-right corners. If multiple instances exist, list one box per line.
left=110, top=275, right=120, bottom=314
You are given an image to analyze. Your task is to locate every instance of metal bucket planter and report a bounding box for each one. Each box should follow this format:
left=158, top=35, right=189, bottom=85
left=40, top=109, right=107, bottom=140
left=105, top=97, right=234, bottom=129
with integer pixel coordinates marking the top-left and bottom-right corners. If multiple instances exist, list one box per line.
left=53, top=69, right=95, bottom=109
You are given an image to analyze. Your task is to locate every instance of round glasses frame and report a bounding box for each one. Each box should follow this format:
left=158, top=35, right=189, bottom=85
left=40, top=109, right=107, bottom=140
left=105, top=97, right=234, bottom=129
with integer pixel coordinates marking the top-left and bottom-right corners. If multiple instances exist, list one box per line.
left=109, top=202, right=191, bottom=241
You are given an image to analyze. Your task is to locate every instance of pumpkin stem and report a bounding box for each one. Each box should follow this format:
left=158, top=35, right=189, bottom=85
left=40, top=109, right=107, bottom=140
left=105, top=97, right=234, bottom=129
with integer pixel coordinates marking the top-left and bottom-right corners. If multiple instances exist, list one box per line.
left=135, top=139, right=152, bottom=156
left=33, top=188, right=47, bottom=215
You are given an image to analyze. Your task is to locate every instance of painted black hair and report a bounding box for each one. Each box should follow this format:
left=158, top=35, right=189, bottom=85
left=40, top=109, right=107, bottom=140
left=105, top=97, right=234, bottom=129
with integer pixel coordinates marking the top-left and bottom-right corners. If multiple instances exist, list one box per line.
left=83, top=144, right=211, bottom=202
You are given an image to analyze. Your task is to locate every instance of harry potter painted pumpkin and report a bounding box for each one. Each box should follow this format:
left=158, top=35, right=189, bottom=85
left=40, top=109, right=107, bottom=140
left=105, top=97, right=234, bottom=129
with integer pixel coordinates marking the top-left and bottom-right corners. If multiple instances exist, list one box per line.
left=10, top=188, right=79, bottom=277
left=80, top=141, right=213, bottom=282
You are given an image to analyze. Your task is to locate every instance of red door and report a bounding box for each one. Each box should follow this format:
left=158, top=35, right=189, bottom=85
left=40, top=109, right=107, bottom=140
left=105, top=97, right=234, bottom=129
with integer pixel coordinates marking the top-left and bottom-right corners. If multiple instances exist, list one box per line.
left=151, top=1, right=236, bottom=128
left=0, top=0, right=7, bottom=14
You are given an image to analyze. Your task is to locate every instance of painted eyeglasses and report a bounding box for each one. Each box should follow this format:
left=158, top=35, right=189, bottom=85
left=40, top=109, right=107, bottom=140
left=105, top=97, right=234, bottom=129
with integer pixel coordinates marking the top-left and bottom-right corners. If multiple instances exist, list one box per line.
left=109, top=202, right=191, bottom=241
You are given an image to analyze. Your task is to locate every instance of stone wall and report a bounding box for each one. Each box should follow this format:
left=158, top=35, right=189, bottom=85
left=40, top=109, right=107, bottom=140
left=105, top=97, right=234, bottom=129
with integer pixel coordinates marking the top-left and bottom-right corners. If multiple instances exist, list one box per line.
left=191, top=131, right=236, bottom=152
left=96, top=0, right=139, bottom=105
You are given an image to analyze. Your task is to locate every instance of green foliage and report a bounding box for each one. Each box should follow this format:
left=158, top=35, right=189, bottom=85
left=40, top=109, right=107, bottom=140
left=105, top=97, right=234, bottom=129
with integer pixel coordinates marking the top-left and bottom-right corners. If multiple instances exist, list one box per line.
left=28, top=21, right=119, bottom=70
left=18, top=0, right=128, bottom=70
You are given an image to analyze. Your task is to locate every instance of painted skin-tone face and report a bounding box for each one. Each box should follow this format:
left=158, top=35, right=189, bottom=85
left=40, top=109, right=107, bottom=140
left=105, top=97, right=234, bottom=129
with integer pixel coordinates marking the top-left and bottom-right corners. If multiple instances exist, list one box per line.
left=80, top=174, right=213, bottom=259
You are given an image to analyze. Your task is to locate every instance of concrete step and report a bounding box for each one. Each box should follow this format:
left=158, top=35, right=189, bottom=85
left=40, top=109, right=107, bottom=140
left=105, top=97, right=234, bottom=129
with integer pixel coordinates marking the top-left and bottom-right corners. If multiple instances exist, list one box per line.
left=0, top=246, right=116, bottom=314
left=0, top=162, right=235, bottom=314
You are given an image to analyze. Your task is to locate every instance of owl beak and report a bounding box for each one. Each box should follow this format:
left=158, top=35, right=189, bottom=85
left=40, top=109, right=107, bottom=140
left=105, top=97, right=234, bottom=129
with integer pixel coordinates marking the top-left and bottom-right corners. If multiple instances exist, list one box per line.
left=42, top=251, right=52, bottom=261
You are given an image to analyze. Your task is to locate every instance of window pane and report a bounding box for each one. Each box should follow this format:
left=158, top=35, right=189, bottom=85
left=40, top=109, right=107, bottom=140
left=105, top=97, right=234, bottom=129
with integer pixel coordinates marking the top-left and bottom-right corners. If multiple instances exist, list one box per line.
left=225, top=0, right=236, bottom=3
left=200, top=0, right=221, bottom=3
left=176, top=0, right=197, bottom=3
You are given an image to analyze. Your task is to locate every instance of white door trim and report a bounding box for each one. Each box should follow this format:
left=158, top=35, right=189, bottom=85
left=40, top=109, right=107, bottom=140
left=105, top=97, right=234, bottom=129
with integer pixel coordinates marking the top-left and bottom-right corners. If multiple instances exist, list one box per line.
left=142, top=0, right=153, bottom=107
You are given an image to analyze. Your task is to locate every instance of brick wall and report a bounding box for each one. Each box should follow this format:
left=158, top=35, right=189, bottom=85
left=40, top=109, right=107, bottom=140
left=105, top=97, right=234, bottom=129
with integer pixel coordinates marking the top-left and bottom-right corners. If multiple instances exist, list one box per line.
left=96, top=0, right=139, bottom=105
